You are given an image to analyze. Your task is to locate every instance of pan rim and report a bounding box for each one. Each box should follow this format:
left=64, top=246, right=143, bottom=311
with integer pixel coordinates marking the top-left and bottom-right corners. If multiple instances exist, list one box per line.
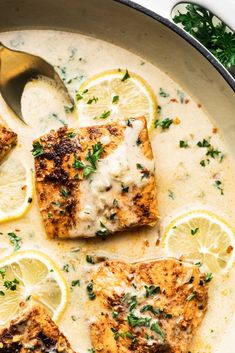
left=114, top=0, right=235, bottom=92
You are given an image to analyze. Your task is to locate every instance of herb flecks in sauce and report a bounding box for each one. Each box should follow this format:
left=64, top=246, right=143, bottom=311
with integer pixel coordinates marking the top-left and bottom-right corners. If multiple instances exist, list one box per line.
left=7, top=232, right=22, bottom=251
left=154, top=118, right=173, bottom=130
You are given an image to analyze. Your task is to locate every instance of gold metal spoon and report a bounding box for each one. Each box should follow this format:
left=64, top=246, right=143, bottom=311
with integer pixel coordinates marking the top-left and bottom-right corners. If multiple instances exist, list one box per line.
left=0, top=42, right=73, bottom=124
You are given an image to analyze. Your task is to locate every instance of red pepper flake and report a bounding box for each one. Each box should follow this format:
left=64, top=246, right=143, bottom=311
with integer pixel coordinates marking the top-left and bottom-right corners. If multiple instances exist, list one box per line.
left=185, top=98, right=190, bottom=104
left=156, top=238, right=160, bottom=246
left=212, top=127, right=218, bottom=134
left=197, top=103, right=202, bottom=108
left=144, top=240, right=149, bottom=247
left=170, top=98, right=179, bottom=103
left=21, top=185, right=27, bottom=190
left=226, top=245, right=233, bottom=254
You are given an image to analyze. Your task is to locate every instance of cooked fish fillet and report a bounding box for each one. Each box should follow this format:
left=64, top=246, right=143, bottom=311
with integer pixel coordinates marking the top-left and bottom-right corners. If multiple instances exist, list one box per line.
left=34, top=117, right=158, bottom=238
left=89, top=258, right=208, bottom=353
left=0, top=306, right=75, bottom=353
left=0, top=124, right=17, bottom=162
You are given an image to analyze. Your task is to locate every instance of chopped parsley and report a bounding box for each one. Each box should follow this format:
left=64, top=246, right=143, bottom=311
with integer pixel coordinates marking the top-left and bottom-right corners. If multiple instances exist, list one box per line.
left=0, top=267, right=6, bottom=279
left=0, top=291, right=5, bottom=296
left=112, top=95, right=119, bottom=103
left=64, top=104, right=74, bottom=113
left=150, top=322, right=165, bottom=340
left=72, top=154, right=85, bottom=169
left=127, top=313, right=151, bottom=327
left=197, top=139, right=211, bottom=148
left=168, top=189, right=175, bottom=200
left=75, top=92, right=83, bottom=101
left=4, top=278, right=19, bottom=291
left=136, top=163, right=144, bottom=170
left=87, top=349, right=95, bottom=353
left=154, top=118, right=173, bottom=130
left=67, top=132, right=76, bottom=139
left=159, top=88, right=169, bottom=98
left=96, top=222, right=110, bottom=238
left=7, top=232, right=22, bottom=251
left=191, top=227, right=199, bottom=235
left=97, top=110, right=111, bottom=119
left=205, top=273, right=213, bottom=283
left=157, top=105, right=162, bottom=114
left=213, top=180, right=224, bottom=195
left=111, top=328, right=135, bottom=341
left=63, top=264, right=70, bottom=273
left=112, top=311, right=119, bottom=319
left=87, top=282, right=96, bottom=300
left=145, top=285, right=161, bottom=297
left=71, top=279, right=80, bottom=287
left=86, top=255, right=96, bottom=264
left=121, top=70, right=130, bottom=82
left=31, top=142, right=44, bottom=157
left=136, top=137, right=141, bottom=145
left=206, top=147, right=221, bottom=159
left=179, top=140, right=189, bottom=148
left=121, top=184, right=129, bottom=193
left=60, top=188, right=70, bottom=198
left=87, top=96, right=98, bottom=104
left=140, top=305, right=162, bottom=315
left=187, top=292, right=196, bottom=301
left=86, top=142, right=104, bottom=169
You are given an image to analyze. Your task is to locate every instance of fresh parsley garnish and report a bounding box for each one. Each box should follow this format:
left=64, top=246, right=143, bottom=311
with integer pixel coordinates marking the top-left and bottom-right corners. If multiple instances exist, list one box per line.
left=4, top=278, right=19, bottom=291
left=121, top=184, right=129, bottom=193
left=213, top=180, right=224, bottom=195
left=72, top=154, right=85, bottom=170
left=86, top=142, right=104, bottom=169
left=150, top=322, right=165, bottom=340
left=60, top=188, right=70, bottom=198
left=197, top=139, right=211, bottom=148
left=121, top=70, right=130, bottom=82
left=87, top=96, right=98, bottom=104
left=136, top=163, right=144, bottom=170
left=64, top=104, right=74, bottom=113
left=191, top=227, right=199, bottom=235
left=0, top=267, right=6, bottom=279
left=145, top=285, right=161, bottom=297
left=7, top=232, right=22, bottom=251
left=31, top=142, right=44, bottom=157
left=205, top=273, right=213, bottom=283
left=86, top=255, right=96, bottom=264
left=127, top=313, right=151, bottom=327
left=67, top=132, right=76, bottom=139
left=159, top=88, right=169, bottom=98
left=173, top=4, right=235, bottom=68
left=71, top=279, right=80, bottom=287
left=96, top=110, right=111, bottom=119
left=187, top=292, right=196, bottom=301
left=154, top=118, right=173, bottom=130
left=75, top=92, right=83, bottom=101
left=112, top=95, right=119, bottom=103
left=179, top=140, right=189, bottom=148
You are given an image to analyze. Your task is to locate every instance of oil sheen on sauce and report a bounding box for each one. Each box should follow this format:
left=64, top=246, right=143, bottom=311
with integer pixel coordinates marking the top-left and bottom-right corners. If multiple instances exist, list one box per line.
left=0, top=30, right=235, bottom=353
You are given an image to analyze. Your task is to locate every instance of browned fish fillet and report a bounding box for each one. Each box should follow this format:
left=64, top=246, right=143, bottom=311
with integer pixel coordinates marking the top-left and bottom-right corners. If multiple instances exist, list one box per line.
left=33, top=117, right=158, bottom=238
left=0, top=124, right=17, bottom=162
left=0, top=306, right=75, bottom=353
left=89, top=258, right=208, bottom=353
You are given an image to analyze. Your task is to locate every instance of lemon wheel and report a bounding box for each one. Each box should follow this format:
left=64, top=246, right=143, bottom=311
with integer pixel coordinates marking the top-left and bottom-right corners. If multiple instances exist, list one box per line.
left=75, top=69, right=157, bottom=130
left=0, top=250, right=69, bottom=326
left=163, top=210, right=235, bottom=274
left=0, top=154, right=33, bottom=223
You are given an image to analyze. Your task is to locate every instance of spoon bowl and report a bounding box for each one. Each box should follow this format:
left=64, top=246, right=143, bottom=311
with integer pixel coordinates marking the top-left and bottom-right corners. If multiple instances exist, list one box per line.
left=0, top=42, right=73, bottom=123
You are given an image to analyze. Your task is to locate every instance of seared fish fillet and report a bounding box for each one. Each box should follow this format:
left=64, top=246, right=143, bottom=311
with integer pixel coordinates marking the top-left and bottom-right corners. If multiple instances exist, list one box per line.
left=34, top=117, right=158, bottom=238
left=0, top=306, right=75, bottom=353
left=89, top=259, right=208, bottom=353
left=0, top=124, right=17, bottom=162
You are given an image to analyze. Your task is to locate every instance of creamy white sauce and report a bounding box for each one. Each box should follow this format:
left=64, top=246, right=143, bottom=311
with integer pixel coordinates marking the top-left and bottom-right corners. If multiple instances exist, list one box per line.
left=0, top=30, right=235, bottom=353
left=71, top=118, right=154, bottom=237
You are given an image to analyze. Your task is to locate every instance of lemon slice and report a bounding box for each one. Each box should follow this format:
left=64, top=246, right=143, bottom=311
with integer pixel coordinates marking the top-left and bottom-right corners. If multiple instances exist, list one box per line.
left=0, top=154, right=33, bottom=223
left=164, top=210, right=235, bottom=274
left=75, top=69, right=157, bottom=130
left=0, top=250, right=68, bottom=326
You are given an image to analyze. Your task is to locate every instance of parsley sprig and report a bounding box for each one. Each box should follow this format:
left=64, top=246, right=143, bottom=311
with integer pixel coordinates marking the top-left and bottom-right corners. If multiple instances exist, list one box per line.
left=173, top=4, right=235, bottom=68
